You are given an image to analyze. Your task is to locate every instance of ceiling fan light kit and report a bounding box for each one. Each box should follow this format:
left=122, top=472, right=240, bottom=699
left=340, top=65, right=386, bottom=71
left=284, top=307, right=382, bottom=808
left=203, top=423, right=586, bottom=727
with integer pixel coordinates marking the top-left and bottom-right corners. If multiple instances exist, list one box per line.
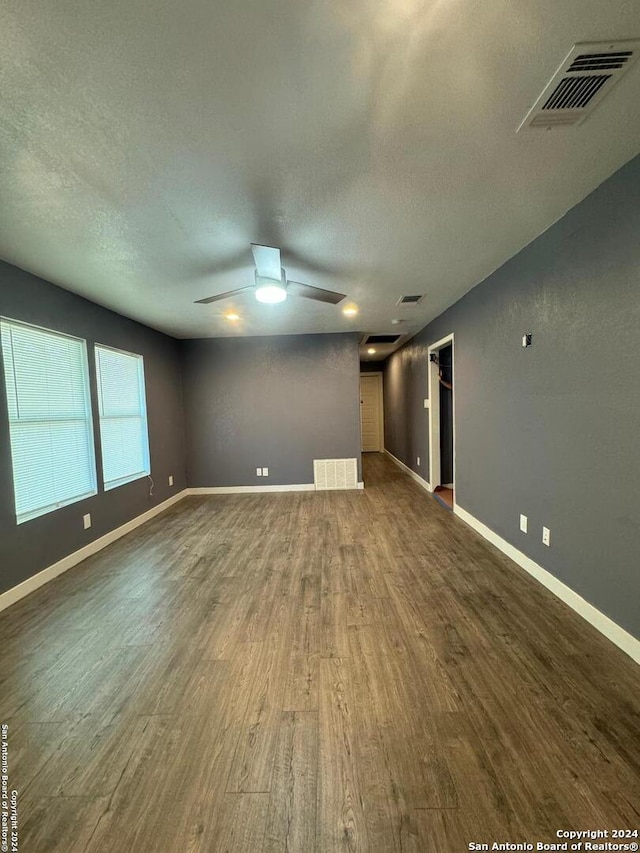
left=255, top=279, right=288, bottom=303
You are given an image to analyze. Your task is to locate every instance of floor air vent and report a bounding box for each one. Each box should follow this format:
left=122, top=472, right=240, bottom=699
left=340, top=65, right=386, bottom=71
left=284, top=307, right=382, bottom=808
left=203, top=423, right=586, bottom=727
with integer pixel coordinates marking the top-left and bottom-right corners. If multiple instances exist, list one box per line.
left=314, top=458, right=358, bottom=490
left=518, top=40, right=639, bottom=131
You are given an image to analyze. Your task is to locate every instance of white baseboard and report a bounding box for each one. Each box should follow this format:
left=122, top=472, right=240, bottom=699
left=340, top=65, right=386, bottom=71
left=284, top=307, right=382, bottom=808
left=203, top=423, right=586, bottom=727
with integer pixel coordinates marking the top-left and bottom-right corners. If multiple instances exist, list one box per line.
left=454, top=504, right=640, bottom=665
left=188, top=484, right=314, bottom=495
left=384, top=449, right=432, bottom=493
left=0, top=490, right=188, bottom=614
left=188, top=482, right=364, bottom=495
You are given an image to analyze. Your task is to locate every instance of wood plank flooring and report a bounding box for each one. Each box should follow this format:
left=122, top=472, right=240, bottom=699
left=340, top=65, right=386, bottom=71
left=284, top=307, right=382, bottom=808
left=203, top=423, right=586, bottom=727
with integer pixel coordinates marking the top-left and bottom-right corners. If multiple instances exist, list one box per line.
left=0, top=452, right=638, bottom=852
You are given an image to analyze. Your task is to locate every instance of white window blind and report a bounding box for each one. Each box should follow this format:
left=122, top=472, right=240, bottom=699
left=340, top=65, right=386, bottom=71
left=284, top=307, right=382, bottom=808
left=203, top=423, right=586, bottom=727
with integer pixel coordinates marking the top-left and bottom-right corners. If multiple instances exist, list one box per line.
left=95, top=345, right=150, bottom=490
left=0, top=318, right=97, bottom=524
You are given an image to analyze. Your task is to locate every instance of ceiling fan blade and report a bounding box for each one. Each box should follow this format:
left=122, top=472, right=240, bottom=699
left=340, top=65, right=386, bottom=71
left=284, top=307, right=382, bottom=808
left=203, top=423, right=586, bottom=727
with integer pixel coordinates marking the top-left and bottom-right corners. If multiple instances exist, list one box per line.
left=251, top=244, right=281, bottom=280
left=194, top=286, right=254, bottom=304
left=286, top=281, right=347, bottom=305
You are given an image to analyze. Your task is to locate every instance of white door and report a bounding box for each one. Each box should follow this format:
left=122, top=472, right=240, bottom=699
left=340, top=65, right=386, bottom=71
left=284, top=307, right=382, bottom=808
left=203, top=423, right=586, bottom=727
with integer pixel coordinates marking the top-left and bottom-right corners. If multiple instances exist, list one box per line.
left=360, top=374, right=383, bottom=452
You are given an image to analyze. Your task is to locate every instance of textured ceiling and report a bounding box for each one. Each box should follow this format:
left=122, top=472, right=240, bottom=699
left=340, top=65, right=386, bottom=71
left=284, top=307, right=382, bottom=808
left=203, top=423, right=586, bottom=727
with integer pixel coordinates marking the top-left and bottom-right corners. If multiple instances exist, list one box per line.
left=1, top=0, right=639, bottom=358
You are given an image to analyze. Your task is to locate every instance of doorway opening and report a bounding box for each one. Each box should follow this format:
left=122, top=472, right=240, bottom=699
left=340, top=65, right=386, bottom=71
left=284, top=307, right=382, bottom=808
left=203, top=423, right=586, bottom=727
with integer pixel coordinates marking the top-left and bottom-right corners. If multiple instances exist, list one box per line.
left=359, top=372, right=384, bottom=453
left=428, top=334, right=455, bottom=510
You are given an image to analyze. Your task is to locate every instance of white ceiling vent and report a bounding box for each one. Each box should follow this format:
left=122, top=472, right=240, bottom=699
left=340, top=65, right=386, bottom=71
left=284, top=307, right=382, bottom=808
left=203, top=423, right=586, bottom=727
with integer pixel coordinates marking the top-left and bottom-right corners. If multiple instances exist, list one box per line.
left=396, top=295, right=424, bottom=306
left=518, top=40, right=640, bottom=131
left=314, top=458, right=358, bottom=490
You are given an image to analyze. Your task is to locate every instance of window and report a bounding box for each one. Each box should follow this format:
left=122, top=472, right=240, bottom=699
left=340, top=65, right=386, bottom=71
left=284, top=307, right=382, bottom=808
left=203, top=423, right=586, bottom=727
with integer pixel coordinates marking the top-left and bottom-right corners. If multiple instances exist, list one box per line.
left=0, top=318, right=97, bottom=524
left=95, top=345, right=150, bottom=490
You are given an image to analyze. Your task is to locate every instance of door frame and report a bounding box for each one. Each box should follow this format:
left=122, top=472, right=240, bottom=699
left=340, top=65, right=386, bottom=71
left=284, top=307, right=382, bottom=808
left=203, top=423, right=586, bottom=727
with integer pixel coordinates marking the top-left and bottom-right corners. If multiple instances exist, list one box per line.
left=359, top=372, right=384, bottom=452
left=427, top=334, right=455, bottom=502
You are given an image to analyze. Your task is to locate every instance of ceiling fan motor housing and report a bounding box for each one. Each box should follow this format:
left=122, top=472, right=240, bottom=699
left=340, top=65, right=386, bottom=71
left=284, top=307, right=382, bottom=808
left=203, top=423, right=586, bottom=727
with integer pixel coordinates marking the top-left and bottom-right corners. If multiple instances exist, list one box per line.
left=255, top=269, right=287, bottom=287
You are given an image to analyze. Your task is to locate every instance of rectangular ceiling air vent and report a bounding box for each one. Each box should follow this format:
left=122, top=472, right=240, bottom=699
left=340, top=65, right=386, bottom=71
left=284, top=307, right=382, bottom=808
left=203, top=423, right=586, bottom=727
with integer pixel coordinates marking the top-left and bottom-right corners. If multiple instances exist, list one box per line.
left=365, top=334, right=401, bottom=344
left=518, top=39, right=639, bottom=131
left=397, top=295, right=424, bottom=305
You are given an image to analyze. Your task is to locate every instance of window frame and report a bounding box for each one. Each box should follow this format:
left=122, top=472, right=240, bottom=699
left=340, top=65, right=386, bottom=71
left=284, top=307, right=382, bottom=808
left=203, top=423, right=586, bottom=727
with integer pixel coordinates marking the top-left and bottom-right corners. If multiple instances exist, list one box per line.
left=94, top=343, right=151, bottom=492
left=0, top=316, right=98, bottom=525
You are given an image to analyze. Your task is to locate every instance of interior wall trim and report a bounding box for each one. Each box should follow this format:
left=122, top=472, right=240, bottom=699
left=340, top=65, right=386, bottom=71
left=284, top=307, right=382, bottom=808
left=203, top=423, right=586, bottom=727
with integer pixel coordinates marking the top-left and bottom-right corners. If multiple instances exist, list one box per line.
left=454, top=503, right=640, bottom=665
left=188, top=483, right=364, bottom=495
left=0, top=490, right=188, bottom=614
left=384, top=449, right=433, bottom=493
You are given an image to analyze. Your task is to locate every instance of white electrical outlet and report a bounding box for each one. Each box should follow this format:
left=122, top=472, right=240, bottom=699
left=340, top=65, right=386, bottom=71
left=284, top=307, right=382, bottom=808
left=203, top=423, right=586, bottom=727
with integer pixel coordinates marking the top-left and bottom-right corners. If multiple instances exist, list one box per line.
left=416, top=457, right=420, bottom=466
left=263, top=467, right=269, bottom=477
left=256, top=468, right=262, bottom=476
left=168, top=475, right=174, bottom=486
left=520, top=514, right=528, bottom=533
left=83, top=513, right=91, bottom=530
left=423, top=399, right=429, bottom=408
left=542, top=526, right=551, bottom=546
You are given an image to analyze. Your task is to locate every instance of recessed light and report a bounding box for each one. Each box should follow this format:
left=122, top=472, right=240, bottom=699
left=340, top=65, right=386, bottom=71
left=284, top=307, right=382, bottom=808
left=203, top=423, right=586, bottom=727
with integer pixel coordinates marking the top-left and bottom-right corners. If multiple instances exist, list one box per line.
left=367, top=348, right=376, bottom=355
left=342, top=305, right=358, bottom=316
left=225, top=312, right=240, bottom=321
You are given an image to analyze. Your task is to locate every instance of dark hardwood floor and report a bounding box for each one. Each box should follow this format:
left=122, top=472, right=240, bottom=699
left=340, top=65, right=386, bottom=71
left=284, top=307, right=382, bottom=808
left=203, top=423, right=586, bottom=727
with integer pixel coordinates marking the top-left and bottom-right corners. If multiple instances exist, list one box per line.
left=0, top=453, right=638, bottom=852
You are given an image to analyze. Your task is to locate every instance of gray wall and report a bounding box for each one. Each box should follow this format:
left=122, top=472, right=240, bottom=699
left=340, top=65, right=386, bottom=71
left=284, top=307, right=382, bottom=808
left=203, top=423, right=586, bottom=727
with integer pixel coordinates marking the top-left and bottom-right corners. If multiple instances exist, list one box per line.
left=384, top=154, right=640, bottom=640
left=0, top=261, right=187, bottom=596
left=182, top=333, right=362, bottom=487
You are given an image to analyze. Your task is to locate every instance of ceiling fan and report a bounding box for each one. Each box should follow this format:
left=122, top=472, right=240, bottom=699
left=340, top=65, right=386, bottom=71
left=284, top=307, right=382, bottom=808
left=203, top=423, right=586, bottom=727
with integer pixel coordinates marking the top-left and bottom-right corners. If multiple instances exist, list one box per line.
left=195, top=244, right=347, bottom=306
